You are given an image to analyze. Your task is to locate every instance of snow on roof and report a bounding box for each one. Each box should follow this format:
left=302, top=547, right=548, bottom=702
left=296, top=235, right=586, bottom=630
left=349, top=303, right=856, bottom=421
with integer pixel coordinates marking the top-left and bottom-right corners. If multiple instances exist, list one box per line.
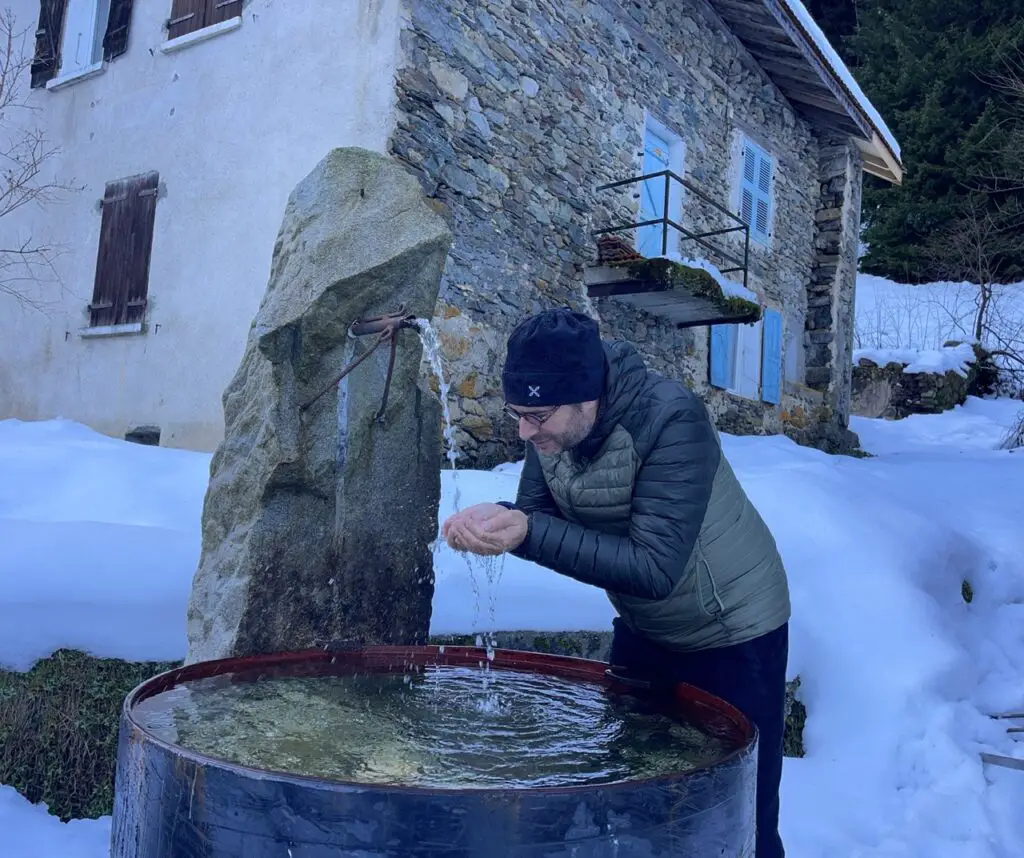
left=780, top=0, right=902, bottom=161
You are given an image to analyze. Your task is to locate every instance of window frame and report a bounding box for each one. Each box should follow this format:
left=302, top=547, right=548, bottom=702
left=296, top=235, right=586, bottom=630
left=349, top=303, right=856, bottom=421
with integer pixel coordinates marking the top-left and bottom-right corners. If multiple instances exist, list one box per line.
left=32, top=0, right=135, bottom=91
left=635, top=112, right=687, bottom=259
left=709, top=306, right=785, bottom=405
left=87, top=171, right=161, bottom=332
left=166, top=0, right=243, bottom=42
left=735, top=134, right=775, bottom=248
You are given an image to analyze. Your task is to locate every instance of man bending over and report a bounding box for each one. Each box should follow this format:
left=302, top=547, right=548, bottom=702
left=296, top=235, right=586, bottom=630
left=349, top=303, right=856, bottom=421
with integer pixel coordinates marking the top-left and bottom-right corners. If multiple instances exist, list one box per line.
left=443, top=307, right=791, bottom=858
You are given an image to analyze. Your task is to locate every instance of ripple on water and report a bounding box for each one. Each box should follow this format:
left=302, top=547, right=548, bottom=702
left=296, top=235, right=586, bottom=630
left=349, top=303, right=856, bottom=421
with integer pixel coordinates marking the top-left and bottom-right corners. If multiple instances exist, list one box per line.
left=132, top=665, right=734, bottom=788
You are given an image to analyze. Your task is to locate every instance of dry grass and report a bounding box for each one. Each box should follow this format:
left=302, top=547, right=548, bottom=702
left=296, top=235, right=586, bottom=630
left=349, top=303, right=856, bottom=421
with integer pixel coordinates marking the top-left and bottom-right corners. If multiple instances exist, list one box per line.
left=998, top=407, right=1024, bottom=450
left=0, top=649, right=178, bottom=821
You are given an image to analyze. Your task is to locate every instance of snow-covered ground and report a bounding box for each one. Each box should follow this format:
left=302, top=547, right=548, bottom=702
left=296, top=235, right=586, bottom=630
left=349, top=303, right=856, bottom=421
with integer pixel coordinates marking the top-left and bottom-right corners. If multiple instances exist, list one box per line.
left=854, top=275, right=1024, bottom=389
left=2, top=396, right=1024, bottom=857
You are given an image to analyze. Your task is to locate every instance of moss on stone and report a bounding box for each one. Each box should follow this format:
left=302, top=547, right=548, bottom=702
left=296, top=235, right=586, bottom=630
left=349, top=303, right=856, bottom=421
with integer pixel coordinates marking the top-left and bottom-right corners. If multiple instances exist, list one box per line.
left=783, top=677, right=807, bottom=758
left=430, top=633, right=478, bottom=647
left=0, top=649, right=180, bottom=821
left=623, top=257, right=762, bottom=321
left=428, top=632, right=606, bottom=660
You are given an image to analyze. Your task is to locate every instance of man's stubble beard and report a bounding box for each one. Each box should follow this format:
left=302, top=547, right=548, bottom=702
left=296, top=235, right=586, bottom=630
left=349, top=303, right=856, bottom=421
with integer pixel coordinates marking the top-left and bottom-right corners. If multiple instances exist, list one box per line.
left=531, top=405, right=596, bottom=455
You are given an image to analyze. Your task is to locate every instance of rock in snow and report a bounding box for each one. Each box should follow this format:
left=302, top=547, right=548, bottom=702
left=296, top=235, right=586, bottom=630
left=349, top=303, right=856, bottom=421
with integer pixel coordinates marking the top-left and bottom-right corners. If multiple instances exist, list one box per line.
left=186, top=148, right=452, bottom=664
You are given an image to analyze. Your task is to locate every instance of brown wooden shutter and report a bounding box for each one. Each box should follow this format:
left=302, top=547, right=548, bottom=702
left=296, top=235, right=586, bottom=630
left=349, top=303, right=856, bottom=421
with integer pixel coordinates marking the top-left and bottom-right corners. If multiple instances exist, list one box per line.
left=30, top=0, right=68, bottom=89
left=90, top=172, right=160, bottom=328
left=167, top=0, right=206, bottom=39
left=103, top=0, right=134, bottom=61
left=206, top=0, right=242, bottom=27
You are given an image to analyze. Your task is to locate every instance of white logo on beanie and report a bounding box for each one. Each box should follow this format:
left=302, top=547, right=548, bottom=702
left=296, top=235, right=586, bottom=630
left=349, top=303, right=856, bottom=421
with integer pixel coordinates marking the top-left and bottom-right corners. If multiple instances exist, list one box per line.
left=528, top=385, right=541, bottom=398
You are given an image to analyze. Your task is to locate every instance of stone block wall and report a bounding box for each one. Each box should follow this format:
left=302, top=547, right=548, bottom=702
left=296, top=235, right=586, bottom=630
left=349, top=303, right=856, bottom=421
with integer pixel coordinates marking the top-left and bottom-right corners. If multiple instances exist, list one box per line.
left=391, top=0, right=851, bottom=466
left=797, top=136, right=863, bottom=452
left=851, top=358, right=978, bottom=420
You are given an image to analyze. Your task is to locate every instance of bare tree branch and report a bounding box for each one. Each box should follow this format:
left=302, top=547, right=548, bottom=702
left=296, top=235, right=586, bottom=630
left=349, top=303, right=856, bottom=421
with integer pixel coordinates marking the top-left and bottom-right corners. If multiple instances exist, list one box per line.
left=0, top=6, right=80, bottom=313
left=974, top=47, right=1024, bottom=193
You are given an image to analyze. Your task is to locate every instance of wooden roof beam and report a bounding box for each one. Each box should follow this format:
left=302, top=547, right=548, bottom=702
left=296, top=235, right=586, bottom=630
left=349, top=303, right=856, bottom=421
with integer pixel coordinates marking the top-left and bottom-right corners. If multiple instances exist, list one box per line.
left=792, top=102, right=864, bottom=137
left=754, top=56, right=835, bottom=91
left=759, top=0, right=876, bottom=141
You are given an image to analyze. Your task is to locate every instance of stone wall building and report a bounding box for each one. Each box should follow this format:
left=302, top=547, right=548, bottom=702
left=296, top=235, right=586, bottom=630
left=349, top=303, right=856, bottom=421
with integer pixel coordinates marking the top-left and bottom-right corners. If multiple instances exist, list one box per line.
left=0, top=0, right=901, bottom=463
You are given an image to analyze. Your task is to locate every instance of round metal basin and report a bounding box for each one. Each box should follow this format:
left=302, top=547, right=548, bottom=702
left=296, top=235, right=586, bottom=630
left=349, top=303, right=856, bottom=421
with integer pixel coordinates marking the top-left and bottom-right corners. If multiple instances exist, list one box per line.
left=110, top=646, right=757, bottom=857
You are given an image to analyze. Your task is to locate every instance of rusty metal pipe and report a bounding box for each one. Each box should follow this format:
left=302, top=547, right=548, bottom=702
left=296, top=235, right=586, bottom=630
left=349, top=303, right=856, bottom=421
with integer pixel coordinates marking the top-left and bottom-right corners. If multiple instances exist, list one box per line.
left=299, top=306, right=423, bottom=414
left=349, top=304, right=417, bottom=337
left=374, top=335, right=401, bottom=424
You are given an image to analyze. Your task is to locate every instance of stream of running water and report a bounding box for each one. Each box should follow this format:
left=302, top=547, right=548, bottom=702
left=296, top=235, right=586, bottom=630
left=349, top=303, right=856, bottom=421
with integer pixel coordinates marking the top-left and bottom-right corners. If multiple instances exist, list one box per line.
left=415, top=319, right=504, bottom=674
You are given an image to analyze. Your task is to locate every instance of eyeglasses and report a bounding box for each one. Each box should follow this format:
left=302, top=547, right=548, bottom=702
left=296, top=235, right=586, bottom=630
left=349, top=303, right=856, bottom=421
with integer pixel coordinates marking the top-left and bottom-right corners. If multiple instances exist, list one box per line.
left=503, top=403, right=560, bottom=427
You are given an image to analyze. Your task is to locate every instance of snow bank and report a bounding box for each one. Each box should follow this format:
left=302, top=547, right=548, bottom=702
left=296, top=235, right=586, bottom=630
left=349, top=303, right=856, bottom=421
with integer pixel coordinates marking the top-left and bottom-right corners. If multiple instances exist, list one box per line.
left=0, top=420, right=209, bottom=671
left=3, top=399, right=1024, bottom=857
left=0, top=787, right=111, bottom=857
left=854, top=274, right=1024, bottom=394
left=855, top=274, right=1024, bottom=352
left=853, top=342, right=977, bottom=377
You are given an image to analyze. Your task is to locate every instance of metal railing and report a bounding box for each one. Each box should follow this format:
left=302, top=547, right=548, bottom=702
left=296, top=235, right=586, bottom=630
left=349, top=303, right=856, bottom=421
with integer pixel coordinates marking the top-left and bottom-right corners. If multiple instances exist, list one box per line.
left=592, top=170, right=751, bottom=292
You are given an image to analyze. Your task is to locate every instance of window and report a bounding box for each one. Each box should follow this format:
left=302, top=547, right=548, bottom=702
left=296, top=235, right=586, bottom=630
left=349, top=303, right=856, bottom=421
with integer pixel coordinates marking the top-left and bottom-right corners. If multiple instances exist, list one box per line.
left=167, top=0, right=243, bottom=40
left=739, top=137, right=774, bottom=246
left=88, top=172, right=160, bottom=329
left=30, top=0, right=134, bottom=89
left=709, top=308, right=783, bottom=404
left=636, top=115, right=685, bottom=258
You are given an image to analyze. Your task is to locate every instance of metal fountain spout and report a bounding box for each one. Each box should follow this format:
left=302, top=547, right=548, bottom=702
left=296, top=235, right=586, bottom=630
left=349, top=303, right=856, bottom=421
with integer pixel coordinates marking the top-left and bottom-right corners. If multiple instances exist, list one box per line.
left=300, top=304, right=423, bottom=421
left=348, top=305, right=420, bottom=337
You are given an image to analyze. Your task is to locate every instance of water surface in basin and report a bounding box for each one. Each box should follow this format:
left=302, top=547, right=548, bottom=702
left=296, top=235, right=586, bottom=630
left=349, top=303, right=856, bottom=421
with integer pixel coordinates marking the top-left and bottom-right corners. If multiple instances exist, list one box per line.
left=133, top=664, right=733, bottom=788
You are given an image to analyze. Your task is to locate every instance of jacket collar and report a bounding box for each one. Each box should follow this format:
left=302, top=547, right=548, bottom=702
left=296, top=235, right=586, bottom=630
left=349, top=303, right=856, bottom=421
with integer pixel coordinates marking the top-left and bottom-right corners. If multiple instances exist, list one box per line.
left=572, top=340, right=648, bottom=462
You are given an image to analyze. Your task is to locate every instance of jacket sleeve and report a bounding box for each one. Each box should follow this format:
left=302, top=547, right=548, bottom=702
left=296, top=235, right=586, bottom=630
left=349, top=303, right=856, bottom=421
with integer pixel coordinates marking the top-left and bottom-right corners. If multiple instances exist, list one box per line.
left=512, top=443, right=562, bottom=518
left=514, top=396, right=720, bottom=600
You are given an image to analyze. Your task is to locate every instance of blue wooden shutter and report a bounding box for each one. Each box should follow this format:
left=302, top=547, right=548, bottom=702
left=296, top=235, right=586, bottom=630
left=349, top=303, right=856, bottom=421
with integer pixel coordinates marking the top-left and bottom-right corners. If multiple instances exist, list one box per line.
left=710, top=325, right=736, bottom=389
left=741, top=140, right=773, bottom=244
left=760, top=308, right=783, bottom=404
left=638, top=127, right=671, bottom=257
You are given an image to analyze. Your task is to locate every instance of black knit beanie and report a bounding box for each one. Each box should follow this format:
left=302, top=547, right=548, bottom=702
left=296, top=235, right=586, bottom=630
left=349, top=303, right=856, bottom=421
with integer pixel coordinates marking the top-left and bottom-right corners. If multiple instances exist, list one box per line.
left=502, top=308, right=606, bottom=407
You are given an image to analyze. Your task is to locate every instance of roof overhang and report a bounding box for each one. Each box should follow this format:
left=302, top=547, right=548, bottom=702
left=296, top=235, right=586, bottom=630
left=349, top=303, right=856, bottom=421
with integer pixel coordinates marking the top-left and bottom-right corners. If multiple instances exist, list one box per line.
left=705, top=0, right=904, bottom=185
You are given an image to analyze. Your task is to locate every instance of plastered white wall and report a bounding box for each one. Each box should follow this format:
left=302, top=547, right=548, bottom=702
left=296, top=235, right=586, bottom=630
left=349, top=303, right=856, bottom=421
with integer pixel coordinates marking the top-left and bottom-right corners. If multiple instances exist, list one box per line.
left=0, top=0, right=403, bottom=450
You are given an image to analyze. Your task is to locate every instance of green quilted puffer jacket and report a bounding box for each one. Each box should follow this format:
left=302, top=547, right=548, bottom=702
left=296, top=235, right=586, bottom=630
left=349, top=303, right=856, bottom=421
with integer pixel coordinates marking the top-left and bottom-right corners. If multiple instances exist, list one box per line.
left=510, top=339, right=791, bottom=652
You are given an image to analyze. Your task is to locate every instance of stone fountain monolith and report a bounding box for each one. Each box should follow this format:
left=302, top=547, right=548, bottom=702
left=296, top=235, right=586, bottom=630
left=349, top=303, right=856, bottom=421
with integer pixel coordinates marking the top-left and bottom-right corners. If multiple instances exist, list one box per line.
left=185, top=148, right=452, bottom=664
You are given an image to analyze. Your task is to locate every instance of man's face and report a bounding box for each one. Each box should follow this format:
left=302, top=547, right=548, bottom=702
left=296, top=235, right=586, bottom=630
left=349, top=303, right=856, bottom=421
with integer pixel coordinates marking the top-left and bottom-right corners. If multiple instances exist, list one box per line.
left=504, top=401, right=599, bottom=455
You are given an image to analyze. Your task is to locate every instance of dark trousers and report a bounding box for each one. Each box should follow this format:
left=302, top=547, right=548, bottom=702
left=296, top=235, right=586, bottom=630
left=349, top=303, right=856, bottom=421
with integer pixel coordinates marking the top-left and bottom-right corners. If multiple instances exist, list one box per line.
left=609, top=618, right=788, bottom=858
